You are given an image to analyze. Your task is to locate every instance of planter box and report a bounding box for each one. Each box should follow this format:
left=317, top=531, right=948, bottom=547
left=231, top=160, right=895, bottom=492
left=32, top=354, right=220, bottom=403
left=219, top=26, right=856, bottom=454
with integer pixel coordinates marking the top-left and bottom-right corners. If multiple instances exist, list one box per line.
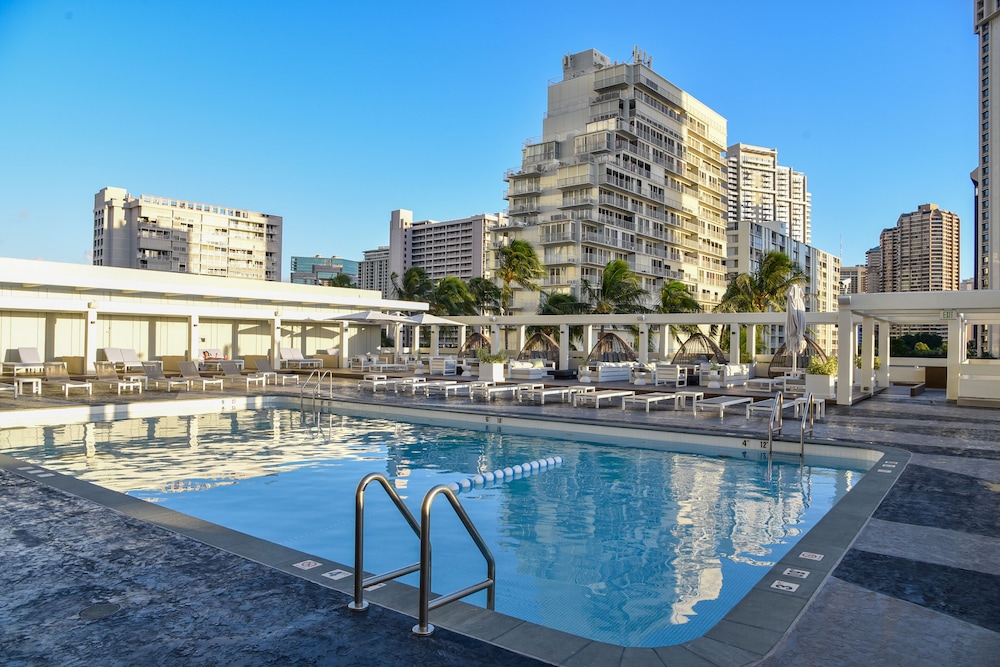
left=479, top=363, right=505, bottom=383
left=805, top=373, right=836, bottom=400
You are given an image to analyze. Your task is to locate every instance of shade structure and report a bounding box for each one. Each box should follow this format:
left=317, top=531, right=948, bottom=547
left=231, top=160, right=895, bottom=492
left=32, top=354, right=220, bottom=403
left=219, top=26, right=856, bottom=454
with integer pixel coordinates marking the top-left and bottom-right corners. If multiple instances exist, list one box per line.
left=785, top=284, right=808, bottom=374
left=406, top=312, right=463, bottom=327
left=458, top=332, right=491, bottom=357
left=670, top=332, right=726, bottom=366
left=326, top=310, right=416, bottom=326
left=517, top=332, right=560, bottom=365
left=585, top=332, right=638, bottom=364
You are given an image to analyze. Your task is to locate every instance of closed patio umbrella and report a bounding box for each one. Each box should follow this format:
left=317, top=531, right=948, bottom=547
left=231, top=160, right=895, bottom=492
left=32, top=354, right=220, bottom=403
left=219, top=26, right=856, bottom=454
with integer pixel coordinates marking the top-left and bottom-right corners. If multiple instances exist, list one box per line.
left=785, top=284, right=807, bottom=375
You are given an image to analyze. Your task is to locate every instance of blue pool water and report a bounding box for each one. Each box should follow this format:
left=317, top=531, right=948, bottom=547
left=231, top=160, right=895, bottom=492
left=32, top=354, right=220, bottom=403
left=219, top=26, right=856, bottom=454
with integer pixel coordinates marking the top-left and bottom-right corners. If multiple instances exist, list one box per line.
left=0, top=408, right=868, bottom=647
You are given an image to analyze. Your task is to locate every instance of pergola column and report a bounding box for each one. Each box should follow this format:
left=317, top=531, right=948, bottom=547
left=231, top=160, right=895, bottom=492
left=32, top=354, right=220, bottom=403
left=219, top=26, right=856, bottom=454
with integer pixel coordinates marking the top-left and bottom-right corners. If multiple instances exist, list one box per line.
left=189, top=315, right=200, bottom=361
left=877, top=320, right=891, bottom=388
left=729, top=324, right=740, bottom=365
left=559, top=323, right=569, bottom=370
left=836, top=308, right=854, bottom=405
left=860, top=316, right=876, bottom=394
left=947, top=316, right=964, bottom=401
left=270, top=316, right=281, bottom=364
left=638, top=323, right=649, bottom=364
left=85, top=307, right=99, bottom=374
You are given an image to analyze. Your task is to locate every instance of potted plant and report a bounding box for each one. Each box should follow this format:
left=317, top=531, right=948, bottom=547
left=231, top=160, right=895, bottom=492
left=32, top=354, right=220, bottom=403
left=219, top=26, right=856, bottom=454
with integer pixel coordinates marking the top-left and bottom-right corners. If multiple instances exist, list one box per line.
left=477, top=347, right=508, bottom=383
left=805, top=356, right=838, bottom=399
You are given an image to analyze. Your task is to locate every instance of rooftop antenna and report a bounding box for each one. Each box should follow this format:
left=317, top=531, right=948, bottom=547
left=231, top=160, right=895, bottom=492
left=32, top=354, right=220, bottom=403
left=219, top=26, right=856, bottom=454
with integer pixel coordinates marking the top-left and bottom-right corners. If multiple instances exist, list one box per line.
left=631, top=45, right=652, bottom=68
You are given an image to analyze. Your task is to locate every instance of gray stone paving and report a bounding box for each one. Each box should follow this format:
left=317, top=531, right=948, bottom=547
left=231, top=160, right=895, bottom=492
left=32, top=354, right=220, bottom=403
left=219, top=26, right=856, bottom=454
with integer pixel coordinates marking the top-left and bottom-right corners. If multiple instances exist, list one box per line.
left=1, top=380, right=999, bottom=665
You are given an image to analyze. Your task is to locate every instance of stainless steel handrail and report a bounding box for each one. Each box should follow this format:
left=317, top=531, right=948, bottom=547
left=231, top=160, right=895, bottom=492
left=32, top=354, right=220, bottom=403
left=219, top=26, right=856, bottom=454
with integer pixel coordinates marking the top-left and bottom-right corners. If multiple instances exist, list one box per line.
left=799, top=392, right=815, bottom=457
left=349, top=473, right=421, bottom=612
left=767, top=391, right=784, bottom=461
left=413, top=485, right=496, bottom=637
left=299, top=369, right=332, bottom=406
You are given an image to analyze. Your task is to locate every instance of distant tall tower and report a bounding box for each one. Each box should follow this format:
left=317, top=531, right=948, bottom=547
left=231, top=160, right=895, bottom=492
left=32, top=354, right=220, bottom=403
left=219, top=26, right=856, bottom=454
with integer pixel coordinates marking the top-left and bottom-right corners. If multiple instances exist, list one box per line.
left=973, top=1, right=1000, bottom=354
left=726, top=143, right=811, bottom=244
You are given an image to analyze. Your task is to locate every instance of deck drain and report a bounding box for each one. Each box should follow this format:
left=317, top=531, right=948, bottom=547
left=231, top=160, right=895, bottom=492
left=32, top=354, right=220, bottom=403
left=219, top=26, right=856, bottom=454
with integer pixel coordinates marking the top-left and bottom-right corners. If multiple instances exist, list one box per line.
left=79, top=603, right=121, bottom=620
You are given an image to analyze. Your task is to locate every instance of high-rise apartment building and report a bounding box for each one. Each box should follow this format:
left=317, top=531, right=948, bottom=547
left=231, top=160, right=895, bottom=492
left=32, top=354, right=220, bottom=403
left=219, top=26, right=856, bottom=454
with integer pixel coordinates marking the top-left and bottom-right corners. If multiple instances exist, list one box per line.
left=868, top=203, right=961, bottom=334
left=726, top=143, right=810, bottom=244
left=290, top=255, right=359, bottom=285
left=973, top=1, right=999, bottom=354
left=93, top=187, right=282, bottom=281
left=358, top=246, right=391, bottom=297
left=498, top=47, right=728, bottom=313
left=726, top=219, right=840, bottom=354
left=387, top=209, right=507, bottom=284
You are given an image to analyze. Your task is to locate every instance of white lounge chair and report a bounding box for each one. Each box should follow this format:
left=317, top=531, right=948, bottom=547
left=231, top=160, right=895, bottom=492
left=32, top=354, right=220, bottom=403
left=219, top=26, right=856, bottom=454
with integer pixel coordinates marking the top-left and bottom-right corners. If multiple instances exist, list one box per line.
left=93, top=361, right=143, bottom=394
left=218, top=360, right=266, bottom=390
left=3, top=347, right=46, bottom=376
left=745, top=397, right=793, bottom=419
left=696, top=396, right=754, bottom=419
left=622, top=392, right=678, bottom=412
left=42, top=363, right=93, bottom=397
left=279, top=347, right=322, bottom=370
left=141, top=362, right=189, bottom=392
left=573, top=389, right=635, bottom=409
left=0, top=382, right=18, bottom=398
left=177, top=361, right=224, bottom=391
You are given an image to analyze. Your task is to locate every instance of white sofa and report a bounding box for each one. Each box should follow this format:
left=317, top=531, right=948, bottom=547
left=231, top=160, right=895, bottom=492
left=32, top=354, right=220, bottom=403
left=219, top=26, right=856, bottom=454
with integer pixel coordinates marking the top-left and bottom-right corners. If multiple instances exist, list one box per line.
left=507, top=359, right=554, bottom=381
left=583, top=361, right=635, bottom=383
left=699, top=362, right=750, bottom=388
left=429, top=356, right=458, bottom=375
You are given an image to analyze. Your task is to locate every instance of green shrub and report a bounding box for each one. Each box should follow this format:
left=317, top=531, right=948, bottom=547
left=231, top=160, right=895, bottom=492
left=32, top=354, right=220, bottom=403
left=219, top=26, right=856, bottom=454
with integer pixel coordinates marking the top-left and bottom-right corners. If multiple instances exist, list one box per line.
left=807, top=356, right=838, bottom=375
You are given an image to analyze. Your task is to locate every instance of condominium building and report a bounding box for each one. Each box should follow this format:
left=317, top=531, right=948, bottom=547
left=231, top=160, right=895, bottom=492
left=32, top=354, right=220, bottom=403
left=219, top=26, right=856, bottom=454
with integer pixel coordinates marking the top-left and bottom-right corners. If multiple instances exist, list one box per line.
left=726, top=143, right=810, bottom=244
left=93, top=187, right=282, bottom=281
left=290, top=255, right=359, bottom=286
left=498, top=47, right=728, bottom=313
left=387, top=209, right=508, bottom=284
left=839, top=265, right=867, bottom=294
left=726, top=219, right=840, bottom=355
left=868, top=203, right=961, bottom=335
left=358, top=246, right=391, bottom=297
left=973, top=0, right=1000, bottom=354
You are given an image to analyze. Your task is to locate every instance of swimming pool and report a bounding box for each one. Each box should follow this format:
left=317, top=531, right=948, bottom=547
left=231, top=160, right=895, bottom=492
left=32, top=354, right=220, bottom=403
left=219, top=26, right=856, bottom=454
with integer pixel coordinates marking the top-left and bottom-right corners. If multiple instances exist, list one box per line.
left=0, top=405, right=870, bottom=647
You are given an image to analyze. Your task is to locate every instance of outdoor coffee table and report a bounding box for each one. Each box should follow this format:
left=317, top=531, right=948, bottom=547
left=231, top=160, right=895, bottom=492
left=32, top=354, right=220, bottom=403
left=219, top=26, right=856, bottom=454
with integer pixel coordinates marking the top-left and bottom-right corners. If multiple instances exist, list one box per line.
left=674, top=390, right=704, bottom=414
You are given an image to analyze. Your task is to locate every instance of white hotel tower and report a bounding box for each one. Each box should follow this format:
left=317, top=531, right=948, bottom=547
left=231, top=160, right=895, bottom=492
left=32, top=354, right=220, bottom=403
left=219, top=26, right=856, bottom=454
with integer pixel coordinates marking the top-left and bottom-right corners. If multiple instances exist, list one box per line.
left=499, top=47, right=728, bottom=313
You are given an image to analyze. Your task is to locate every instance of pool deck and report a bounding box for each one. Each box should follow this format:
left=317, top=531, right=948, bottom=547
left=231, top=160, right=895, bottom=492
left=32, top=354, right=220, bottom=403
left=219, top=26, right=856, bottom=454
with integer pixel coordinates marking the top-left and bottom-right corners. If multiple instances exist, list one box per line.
left=1, top=377, right=998, bottom=666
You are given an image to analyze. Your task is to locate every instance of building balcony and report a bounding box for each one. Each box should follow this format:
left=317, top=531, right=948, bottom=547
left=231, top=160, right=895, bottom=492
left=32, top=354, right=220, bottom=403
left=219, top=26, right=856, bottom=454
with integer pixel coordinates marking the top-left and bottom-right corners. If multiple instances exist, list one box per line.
left=560, top=196, right=597, bottom=208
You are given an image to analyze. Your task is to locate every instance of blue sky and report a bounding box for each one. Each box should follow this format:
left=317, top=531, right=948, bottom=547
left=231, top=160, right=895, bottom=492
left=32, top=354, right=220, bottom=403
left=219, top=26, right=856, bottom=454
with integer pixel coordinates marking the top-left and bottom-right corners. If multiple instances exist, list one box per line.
left=0, top=1, right=977, bottom=279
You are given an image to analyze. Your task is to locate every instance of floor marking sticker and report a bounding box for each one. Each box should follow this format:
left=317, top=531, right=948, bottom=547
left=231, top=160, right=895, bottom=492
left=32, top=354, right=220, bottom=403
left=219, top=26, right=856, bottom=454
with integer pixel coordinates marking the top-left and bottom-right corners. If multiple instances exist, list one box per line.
left=771, top=580, right=800, bottom=592
left=322, top=569, right=351, bottom=581
left=293, top=560, right=322, bottom=570
left=876, top=469, right=893, bottom=473
left=799, top=551, right=824, bottom=561
left=783, top=567, right=810, bottom=579
left=364, top=582, right=387, bottom=591
left=36, top=473, right=55, bottom=478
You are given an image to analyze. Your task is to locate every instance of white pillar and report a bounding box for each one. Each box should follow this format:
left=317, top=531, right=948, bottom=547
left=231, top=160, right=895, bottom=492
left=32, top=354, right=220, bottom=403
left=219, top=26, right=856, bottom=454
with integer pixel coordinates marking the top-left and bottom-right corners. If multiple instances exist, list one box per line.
left=747, top=324, right=757, bottom=375
left=836, top=308, right=854, bottom=405
left=430, top=326, right=440, bottom=356
left=189, top=315, right=200, bottom=361
left=729, top=324, right=740, bottom=365
left=860, top=316, right=875, bottom=394
left=339, top=322, right=349, bottom=368
left=947, top=316, right=963, bottom=401
left=583, top=325, right=595, bottom=356
left=559, top=323, right=570, bottom=370
left=490, top=323, right=501, bottom=354
left=271, top=317, right=281, bottom=365
left=877, top=321, right=890, bottom=388
left=638, top=323, right=649, bottom=364
left=85, top=307, right=99, bottom=374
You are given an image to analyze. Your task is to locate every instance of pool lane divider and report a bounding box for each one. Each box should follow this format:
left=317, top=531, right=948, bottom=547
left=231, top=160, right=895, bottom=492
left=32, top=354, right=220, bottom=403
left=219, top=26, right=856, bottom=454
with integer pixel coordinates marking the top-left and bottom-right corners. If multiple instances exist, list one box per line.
left=449, top=456, right=562, bottom=494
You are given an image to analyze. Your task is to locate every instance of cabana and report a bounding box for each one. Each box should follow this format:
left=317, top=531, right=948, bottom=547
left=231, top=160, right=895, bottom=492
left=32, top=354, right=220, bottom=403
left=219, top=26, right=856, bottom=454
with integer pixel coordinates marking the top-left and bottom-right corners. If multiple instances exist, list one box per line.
left=669, top=333, right=727, bottom=366
left=516, top=332, right=559, bottom=365
left=458, top=332, right=491, bottom=358
left=580, top=332, right=639, bottom=382
left=768, top=337, right=830, bottom=378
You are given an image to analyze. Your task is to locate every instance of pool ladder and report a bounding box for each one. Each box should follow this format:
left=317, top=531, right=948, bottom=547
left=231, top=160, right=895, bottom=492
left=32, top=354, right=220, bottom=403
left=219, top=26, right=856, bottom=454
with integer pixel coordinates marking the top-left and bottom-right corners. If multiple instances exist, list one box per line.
left=299, top=369, right=336, bottom=405
left=349, top=472, right=496, bottom=637
left=766, top=391, right=817, bottom=461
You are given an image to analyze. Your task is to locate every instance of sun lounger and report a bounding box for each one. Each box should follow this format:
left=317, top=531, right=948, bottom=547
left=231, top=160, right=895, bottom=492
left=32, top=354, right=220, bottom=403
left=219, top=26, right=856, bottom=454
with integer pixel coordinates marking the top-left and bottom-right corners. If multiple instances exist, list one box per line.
left=424, top=381, right=481, bottom=397
left=140, top=362, right=189, bottom=392
left=469, top=383, right=520, bottom=401
left=279, top=348, right=322, bottom=370
left=519, top=386, right=573, bottom=404
left=2, top=347, right=46, bottom=376
left=745, top=397, right=793, bottom=418
left=0, top=382, right=18, bottom=398
left=177, top=361, right=224, bottom=391
left=745, top=377, right=783, bottom=392
left=696, top=395, right=754, bottom=419
left=622, top=392, right=678, bottom=412
left=254, top=359, right=300, bottom=385
left=42, top=363, right=93, bottom=397
left=391, top=376, right=427, bottom=394
left=417, top=380, right=459, bottom=396
left=358, top=374, right=396, bottom=392
left=218, top=360, right=266, bottom=390
left=574, top=390, right=635, bottom=409
left=94, top=361, right=143, bottom=394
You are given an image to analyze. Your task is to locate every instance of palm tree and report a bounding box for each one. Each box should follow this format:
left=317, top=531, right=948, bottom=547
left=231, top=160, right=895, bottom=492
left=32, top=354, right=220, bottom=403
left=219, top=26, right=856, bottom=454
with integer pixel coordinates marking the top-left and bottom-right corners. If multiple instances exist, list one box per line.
left=390, top=266, right=433, bottom=303
left=534, top=290, right=588, bottom=345
left=581, top=259, right=648, bottom=314
left=328, top=273, right=356, bottom=288
left=468, top=277, right=502, bottom=316
left=715, top=251, right=808, bottom=359
left=658, top=279, right=702, bottom=344
left=431, top=276, right=477, bottom=316
left=494, top=240, right=544, bottom=315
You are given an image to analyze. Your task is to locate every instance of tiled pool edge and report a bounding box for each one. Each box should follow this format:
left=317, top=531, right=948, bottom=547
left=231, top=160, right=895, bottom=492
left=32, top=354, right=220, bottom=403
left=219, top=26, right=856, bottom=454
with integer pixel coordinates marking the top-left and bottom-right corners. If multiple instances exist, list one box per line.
left=0, top=397, right=909, bottom=666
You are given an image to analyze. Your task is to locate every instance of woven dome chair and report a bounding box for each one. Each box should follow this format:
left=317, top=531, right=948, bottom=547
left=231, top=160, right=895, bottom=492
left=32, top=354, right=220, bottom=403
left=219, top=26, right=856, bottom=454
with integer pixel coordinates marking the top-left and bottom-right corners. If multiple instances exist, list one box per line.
left=585, top=332, right=639, bottom=364
left=517, top=332, right=559, bottom=365
left=670, top=332, right=727, bottom=366
left=458, top=332, right=491, bottom=357
left=768, top=337, right=829, bottom=378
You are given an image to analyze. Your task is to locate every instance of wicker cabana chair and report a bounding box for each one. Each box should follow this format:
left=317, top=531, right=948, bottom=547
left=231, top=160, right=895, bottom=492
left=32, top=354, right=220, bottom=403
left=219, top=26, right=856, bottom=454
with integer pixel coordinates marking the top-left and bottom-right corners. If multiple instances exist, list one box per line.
left=669, top=332, right=726, bottom=366
left=517, top=332, right=559, bottom=365
left=585, top=332, right=639, bottom=364
left=767, top=337, right=829, bottom=378
left=457, top=332, right=491, bottom=358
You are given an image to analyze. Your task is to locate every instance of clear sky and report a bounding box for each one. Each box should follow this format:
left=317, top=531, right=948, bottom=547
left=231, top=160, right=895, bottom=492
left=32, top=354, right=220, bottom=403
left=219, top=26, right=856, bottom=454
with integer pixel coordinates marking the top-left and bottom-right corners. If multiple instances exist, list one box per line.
left=0, top=0, right=977, bottom=280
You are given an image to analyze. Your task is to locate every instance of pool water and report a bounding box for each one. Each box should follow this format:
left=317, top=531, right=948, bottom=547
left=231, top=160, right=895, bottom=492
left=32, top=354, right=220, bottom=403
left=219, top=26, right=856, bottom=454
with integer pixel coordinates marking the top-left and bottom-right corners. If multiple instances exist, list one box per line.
left=0, top=408, right=867, bottom=647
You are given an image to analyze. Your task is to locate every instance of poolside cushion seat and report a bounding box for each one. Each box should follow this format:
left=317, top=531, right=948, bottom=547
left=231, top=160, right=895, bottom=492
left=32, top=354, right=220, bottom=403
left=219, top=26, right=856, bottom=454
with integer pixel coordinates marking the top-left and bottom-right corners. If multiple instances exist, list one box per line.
left=42, top=363, right=93, bottom=397
left=140, top=362, right=189, bottom=392
left=94, top=361, right=143, bottom=395
left=218, top=360, right=266, bottom=390
left=696, top=396, right=754, bottom=419
left=177, top=361, right=224, bottom=391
